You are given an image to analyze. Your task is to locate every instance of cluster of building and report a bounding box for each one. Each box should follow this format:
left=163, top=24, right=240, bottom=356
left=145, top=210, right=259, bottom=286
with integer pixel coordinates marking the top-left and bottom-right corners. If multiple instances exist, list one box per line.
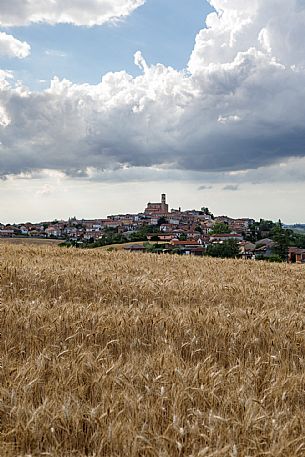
left=0, top=194, right=252, bottom=240
left=1, top=194, right=305, bottom=262
left=126, top=235, right=286, bottom=260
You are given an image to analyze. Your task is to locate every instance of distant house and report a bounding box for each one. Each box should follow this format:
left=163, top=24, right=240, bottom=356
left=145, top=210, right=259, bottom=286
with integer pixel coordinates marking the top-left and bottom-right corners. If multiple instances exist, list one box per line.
left=181, top=247, right=205, bottom=256
left=147, top=233, right=175, bottom=242
left=19, top=225, right=29, bottom=235
left=254, top=239, right=275, bottom=258
left=160, top=224, right=175, bottom=232
left=230, top=218, right=255, bottom=234
left=0, top=229, right=14, bottom=238
left=255, top=238, right=274, bottom=248
left=170, top=239, right=205, bottom=256
left=171, top=239, right=203, bottom=247
left=100, top=220, right=120, bottom=229
left=169, top=218, right=180, bottom=225
left=83, top=231, right=101, bottom=241
left=210, top=233, right=243, bottom=242
left=288, top=247, right=305, bottom=263
left=45, top=226, right=61, bottom=238
left=239, top=241, right=256, bottom=259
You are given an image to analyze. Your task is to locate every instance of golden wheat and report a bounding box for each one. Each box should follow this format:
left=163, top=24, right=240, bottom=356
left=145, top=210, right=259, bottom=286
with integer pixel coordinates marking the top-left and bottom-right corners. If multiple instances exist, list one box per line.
left=0, top=243, right=304, bottom=457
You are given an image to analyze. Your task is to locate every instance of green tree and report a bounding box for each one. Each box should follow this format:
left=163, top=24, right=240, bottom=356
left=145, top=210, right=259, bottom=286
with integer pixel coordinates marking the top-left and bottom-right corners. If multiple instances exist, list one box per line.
left=271, top=222, right=290, bottom=261
left=291, top=233, right=305, bottom=248
left=157, top=217, right=167, bottom=226
left=255, top=219, right=277, bottom=240
left=206, top=240, right=240, bottom=258
left=211, top=222, right=231, bottom=234
left=268, top=254, right=283, bottom=263
left=245, top=223, right=259, bottom=243
left=129, top=225, right=159, bottom=242
left=201, top=207, right=214, bottom=219
left=245, top=219, right=278, bottom=243
left=143, top=242, right=155, bottom=252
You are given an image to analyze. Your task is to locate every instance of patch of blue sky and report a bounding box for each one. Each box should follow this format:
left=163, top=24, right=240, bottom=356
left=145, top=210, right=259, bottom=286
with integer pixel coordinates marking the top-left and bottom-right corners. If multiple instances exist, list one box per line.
left=0, top=0, right=212, bottom=90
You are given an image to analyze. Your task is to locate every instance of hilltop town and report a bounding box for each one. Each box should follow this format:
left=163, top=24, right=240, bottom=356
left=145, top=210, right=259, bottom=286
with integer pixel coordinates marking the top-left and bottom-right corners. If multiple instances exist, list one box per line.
left=1, top=194, right=305, bottom=262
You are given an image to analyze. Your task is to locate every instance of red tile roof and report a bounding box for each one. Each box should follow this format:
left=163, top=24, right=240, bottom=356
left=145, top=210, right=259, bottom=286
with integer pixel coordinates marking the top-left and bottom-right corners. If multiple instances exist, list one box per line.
left=171, top=240, right=199, bottom=245
left=210, top=233, right=241, bottom=237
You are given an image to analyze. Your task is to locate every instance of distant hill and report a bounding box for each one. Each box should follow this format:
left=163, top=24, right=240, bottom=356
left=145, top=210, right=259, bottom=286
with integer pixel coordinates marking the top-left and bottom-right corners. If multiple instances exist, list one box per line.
left=284, top=224, right=305, bottom=234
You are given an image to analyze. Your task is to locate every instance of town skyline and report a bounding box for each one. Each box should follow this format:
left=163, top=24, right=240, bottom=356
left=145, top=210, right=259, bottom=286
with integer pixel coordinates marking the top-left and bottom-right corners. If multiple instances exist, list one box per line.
left=1, top=192, right=304, bottom=226
left=3, top=192, right=305, bottom=264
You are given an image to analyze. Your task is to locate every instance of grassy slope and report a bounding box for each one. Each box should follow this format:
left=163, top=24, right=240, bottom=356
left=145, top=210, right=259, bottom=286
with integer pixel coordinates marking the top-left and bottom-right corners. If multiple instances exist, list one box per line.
left=0, top=244, right=304, bottom=456
left=99, top=241, right=146, bottom=250
left=100, top=241, right=170, bottom=250
left=0, top=237, right=62, bottom=246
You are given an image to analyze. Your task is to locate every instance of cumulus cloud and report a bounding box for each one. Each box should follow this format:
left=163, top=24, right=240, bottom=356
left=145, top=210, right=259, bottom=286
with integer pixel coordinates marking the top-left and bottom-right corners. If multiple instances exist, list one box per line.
left=1, top=0, right=305, bottom=181
left=0, top=0, right=145, bottom=27
left=0, top=32, right=30, bottom=58
left=188, top=0, right=305, bottom=71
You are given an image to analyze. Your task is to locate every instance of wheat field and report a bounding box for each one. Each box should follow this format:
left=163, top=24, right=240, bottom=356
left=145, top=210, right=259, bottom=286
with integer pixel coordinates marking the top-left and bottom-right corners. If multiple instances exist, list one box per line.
left=0, top=244, right=304, bottom=457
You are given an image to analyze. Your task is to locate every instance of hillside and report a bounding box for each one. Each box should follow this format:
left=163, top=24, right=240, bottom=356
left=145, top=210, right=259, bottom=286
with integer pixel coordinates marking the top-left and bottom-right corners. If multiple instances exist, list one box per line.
left=285, top=224, right=305, bottom=235
left=0, top=244, right=304, bottom=456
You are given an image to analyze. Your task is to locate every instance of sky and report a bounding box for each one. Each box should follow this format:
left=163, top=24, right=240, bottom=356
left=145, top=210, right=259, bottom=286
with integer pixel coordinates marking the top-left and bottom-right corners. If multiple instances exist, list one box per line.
left=1, top=0, right=305, bottom=224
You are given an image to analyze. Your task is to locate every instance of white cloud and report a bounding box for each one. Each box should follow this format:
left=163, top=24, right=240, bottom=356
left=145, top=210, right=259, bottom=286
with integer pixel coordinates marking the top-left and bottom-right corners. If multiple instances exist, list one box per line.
left=1, top=0, right=305, bottom=185
left=45, top=49, right=67, bottom=58
left=188, top=0, right=305, bottom=72
left=0, top=32, right=30, bottom=58
left=0, top=0, right=145, bottom=27
left=36, top=184, right=53, bottom=196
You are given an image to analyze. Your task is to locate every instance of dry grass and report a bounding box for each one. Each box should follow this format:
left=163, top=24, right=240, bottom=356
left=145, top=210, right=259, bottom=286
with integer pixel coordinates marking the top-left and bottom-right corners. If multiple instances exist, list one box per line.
left=100, top=241, right=146, bottom=250
left=0, top=244, right=304, bottom=457
left=0, top=237, right=62, bottom=246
